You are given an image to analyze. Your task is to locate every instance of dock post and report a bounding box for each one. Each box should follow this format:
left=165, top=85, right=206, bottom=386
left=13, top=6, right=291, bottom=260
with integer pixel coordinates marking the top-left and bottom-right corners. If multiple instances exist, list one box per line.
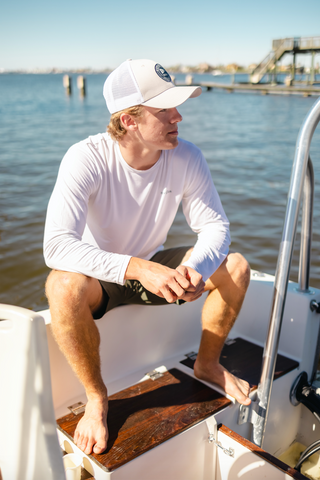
left=63, top=75, right=72, bottom=95
left=310, top=51, right=315, bottom=85
left=77, top=75, right=86, bottom=97
left=185, top=74, right=193, bottom=85
left=272, top=62, right=278, bottom=85
left=292, top=52, right=296, bottom=83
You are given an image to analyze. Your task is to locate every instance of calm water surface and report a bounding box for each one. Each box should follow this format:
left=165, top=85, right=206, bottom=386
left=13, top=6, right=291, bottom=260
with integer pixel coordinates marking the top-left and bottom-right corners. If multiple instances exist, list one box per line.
left=1, top=73, right=320, bottom=310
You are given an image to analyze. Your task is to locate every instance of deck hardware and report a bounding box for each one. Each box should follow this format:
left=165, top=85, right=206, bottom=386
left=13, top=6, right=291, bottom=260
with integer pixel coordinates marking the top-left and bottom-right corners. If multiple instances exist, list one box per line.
left=68, top=402, right=86, bottom=415
left=208, top=434, right=234, bottom=457
left=185, top=351, right=198, bottom=361
left=290, top=371, right=320, bottom=422
left=238, top=401, right=266, bottom=426
left=206, top=417, right=234, bottom=457
left=310, top=300, right=320, bottom=313
left=252, top=271, right=266, bottom=278
left=238, top=404, right=250, bottom=424
left=208, top=435, right=234, bottom=457
left=145, top=369, right=164, bottom=381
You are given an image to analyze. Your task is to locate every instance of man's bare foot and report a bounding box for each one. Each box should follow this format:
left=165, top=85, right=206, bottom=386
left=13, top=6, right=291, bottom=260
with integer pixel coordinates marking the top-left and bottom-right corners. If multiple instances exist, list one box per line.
left=194, top=360, right=251, bottom=406
left=73, top=397, right=109, bottom=455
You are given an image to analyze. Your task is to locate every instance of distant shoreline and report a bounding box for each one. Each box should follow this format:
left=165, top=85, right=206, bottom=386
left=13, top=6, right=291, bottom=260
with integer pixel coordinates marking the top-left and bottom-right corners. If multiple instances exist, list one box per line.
left=0, top=69, right=255, bottom=76
left=0, top=64, right=254, bottom=76
left=1, top=67, right=311, bottom=76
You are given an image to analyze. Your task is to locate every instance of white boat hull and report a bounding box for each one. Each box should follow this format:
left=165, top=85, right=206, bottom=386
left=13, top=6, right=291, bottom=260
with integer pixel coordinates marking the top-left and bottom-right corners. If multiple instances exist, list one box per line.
left=1, top=270, right=319, bottom=479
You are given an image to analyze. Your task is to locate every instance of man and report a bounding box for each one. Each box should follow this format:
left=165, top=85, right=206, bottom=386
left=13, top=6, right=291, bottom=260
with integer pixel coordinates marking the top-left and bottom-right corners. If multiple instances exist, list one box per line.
left=44, top=59, right=251, bottom=456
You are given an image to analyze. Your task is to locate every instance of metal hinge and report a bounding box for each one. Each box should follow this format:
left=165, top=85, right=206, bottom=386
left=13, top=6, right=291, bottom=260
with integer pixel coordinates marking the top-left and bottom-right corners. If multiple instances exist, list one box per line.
left=68, top=401, right=86, bottom=415
left=139, top=366, right=167, bottom=383
left=238, top=400, right=266, bottom=425
left=185, top=351, right=198, bottom=361
left=206, top=417, right=234, bottom=457
left=145, top=369, right=164, bottom=381
left=208, top=433, right=234, bottom=457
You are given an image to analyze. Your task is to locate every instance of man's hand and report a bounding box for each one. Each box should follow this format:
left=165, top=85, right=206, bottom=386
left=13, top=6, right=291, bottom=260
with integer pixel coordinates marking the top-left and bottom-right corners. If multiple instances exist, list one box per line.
left=125, top=257, right=205, bottom=304
left=175, top=265, right=205, bottom=302
left=125, top=257, right=192, bottom=303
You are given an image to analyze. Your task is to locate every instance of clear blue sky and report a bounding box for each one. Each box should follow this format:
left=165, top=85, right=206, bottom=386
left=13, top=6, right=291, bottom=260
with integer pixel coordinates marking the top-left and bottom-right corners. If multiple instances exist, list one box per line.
left=1, top=0, right=320, bottom=70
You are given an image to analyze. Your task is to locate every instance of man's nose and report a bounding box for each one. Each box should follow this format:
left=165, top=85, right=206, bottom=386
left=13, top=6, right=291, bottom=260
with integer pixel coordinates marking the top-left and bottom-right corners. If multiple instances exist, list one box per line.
left=170, top=108, right=183, bottom=123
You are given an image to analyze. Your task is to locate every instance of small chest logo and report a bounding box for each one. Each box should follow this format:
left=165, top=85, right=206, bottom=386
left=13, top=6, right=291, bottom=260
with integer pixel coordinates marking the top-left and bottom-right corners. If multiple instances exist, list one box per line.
left=155, top=64, right=172, bottom=83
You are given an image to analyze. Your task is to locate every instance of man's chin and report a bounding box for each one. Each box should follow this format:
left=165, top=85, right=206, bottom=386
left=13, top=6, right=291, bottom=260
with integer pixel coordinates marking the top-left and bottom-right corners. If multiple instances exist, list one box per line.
left=164, top=137, right=179, bottom=149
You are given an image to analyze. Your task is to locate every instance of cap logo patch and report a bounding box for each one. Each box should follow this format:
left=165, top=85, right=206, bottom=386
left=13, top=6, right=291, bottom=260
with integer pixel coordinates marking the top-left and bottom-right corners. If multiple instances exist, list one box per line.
left=155, top=64, right=171, bottom=83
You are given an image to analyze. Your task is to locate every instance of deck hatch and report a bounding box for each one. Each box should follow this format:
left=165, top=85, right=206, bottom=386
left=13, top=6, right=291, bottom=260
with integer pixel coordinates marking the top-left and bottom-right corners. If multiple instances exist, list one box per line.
left=180, top=337, right=299, bottom=390
left=57, top=368, right=230, bottom=472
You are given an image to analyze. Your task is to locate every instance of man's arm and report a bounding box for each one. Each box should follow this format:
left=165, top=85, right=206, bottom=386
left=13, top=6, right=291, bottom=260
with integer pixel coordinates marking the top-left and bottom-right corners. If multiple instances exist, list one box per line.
left=44, top=144, right=132, bottom=286
left=181, top=151, right=231, bottom=282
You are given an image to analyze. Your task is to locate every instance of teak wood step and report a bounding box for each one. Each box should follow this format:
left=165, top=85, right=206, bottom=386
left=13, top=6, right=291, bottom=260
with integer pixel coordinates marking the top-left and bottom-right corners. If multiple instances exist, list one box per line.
left=181, top=337, right=300, bottom=390
left=56, top=337, right=299, bottom=473
left=57, top=368, right=230, bottom=472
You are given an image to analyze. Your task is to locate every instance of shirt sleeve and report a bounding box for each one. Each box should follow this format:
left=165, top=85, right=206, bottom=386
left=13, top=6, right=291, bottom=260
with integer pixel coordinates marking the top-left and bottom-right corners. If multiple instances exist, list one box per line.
left=43, top=144, right=131, bottom=284
left=181, top=151, right=230, bottom=282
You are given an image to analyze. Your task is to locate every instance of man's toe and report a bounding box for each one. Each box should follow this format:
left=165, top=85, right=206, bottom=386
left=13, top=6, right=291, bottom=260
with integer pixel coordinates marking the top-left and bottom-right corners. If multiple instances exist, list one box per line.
left=93, top=442, right=106, bottom=454
left=84, top=440, right=94, bottom=455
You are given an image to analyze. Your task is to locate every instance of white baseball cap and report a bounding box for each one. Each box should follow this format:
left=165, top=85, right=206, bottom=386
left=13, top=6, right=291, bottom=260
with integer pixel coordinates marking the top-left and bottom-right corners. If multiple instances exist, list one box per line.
left=103, top=59, right=202, bottom=114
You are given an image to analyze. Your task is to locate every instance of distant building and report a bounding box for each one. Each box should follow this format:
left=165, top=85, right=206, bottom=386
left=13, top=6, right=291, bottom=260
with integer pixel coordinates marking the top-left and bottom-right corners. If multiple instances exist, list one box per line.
left=197, top=62, right=213, bottom=73
left=278, top=65, right=291, bottom=72
left=180, top=65, right=194, bottom=73
left=226, top=63, right=241, bottom=73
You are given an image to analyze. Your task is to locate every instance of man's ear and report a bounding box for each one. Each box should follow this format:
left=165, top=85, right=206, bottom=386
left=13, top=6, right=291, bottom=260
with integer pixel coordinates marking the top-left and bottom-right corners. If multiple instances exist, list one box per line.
left=120, top=113, right=138, bottom=131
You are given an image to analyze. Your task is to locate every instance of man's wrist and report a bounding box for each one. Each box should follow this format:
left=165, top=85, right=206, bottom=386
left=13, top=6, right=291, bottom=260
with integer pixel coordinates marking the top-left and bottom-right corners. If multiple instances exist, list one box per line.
left=86, top=384, right=109, bottom=405
left=124, top=257, right=147, bottom=281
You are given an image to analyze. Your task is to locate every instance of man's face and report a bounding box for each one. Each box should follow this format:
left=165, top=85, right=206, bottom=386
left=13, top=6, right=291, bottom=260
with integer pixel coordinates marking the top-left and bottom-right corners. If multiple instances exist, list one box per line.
left=135, top=106, right=183, bottom=151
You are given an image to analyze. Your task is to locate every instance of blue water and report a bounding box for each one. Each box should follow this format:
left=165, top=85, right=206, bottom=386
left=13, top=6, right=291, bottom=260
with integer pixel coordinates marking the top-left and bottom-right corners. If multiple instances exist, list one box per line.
left=1, top=73, right=320, bottom=310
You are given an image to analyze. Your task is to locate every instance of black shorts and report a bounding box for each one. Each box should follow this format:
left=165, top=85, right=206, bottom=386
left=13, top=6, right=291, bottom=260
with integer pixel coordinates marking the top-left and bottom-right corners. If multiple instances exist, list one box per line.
left=93, top=246, right=191, bottom=319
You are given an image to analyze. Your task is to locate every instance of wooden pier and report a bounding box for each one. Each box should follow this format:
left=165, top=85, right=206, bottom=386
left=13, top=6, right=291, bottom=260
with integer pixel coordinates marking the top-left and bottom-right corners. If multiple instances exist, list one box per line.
left=251, top=36, right=320, bottom=84
left=197, top=81, right=320, bottom=97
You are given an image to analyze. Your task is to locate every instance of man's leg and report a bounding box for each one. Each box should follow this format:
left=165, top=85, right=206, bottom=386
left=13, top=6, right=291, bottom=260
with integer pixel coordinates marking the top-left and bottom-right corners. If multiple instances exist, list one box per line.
left=45, top=270, right=108, bottom=455
left=183, top=251, right=251, bottom=405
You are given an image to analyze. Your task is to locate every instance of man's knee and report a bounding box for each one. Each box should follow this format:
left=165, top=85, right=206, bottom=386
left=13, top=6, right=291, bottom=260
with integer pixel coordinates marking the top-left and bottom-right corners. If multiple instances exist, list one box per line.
left=46, top=270, right=82, bottom=302
left=45, top=270, right=102, bottom=311
left=225, top=252, right=251, bottom=290
left=207, top=252, right=250, bottom=291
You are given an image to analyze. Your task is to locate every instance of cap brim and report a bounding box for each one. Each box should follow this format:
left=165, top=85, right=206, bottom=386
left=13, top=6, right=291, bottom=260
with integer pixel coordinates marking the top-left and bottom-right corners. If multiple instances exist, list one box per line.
left=141, top=85, right=202, bottom=109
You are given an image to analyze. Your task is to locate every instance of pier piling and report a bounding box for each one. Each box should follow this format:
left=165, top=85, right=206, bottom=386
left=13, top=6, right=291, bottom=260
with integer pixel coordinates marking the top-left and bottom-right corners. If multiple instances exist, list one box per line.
left=77, top=75, right=86, bottom=97
left=63, top=75, right=72, bottom=95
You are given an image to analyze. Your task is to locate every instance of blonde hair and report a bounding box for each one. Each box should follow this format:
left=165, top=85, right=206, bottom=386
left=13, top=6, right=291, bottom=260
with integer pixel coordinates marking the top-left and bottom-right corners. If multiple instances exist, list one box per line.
left=107, top=105, right=143, bottom=142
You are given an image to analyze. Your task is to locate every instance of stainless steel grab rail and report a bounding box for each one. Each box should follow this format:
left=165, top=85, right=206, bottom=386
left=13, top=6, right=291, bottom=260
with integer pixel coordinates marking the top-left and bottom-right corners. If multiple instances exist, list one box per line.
left=299, top=157, right=314, bottom=292
left=252, top=96, right=320, bottom=447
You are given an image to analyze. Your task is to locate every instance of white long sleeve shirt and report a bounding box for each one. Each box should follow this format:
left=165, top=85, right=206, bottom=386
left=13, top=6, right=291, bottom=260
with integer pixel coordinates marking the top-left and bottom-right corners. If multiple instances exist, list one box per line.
left=44, top=133, right=230, bottom=284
